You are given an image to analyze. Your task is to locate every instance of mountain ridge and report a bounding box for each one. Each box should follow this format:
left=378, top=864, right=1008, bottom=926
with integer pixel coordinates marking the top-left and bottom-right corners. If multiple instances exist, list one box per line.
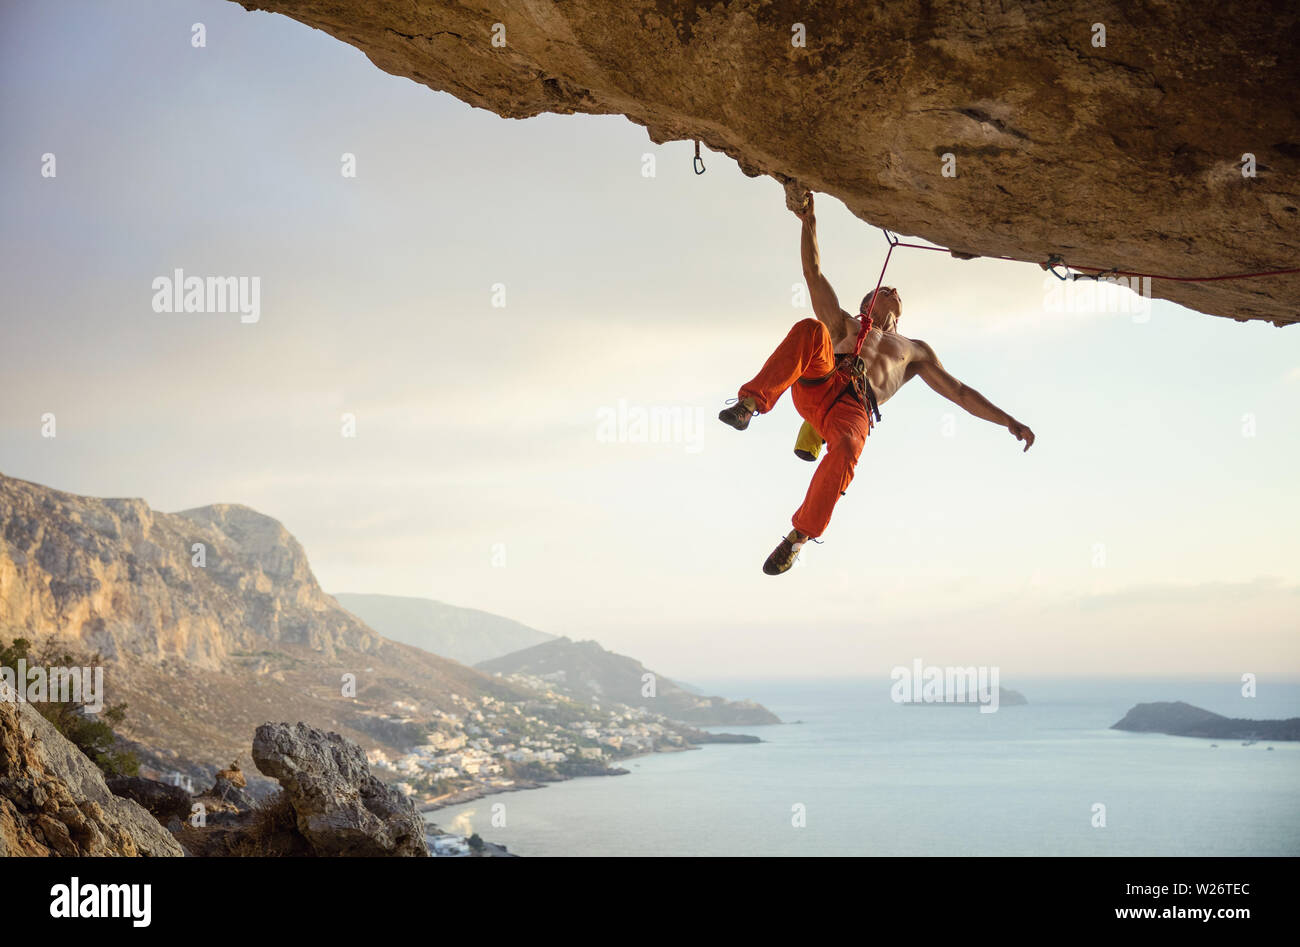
left=477, top=636, right=781, bottom=726
left=332, top=592, right=556, bottom=666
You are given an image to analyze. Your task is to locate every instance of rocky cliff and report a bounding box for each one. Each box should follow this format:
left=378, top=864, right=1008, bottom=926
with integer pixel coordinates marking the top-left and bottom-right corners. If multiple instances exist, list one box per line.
left=0, top=474, right=384, bottom=667
left=232, top=0, right=1299, bottom=325
left=252, top=721, right=428, bottom=856
left=0, top=699, right=182, bottom=856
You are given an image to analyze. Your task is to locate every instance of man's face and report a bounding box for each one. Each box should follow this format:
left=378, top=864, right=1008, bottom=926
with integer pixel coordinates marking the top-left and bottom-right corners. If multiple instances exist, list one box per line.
left=862, top=287, right=901, bottom=325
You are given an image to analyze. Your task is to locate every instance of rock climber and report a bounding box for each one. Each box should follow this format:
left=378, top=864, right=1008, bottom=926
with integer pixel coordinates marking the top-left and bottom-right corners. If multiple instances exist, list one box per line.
left=718, top=192, right=1036, bottom=575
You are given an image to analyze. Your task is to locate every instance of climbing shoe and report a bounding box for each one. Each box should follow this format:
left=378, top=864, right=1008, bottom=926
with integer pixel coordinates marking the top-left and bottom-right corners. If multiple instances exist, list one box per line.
left=762, top=530, right=807, bottom=575
left=718, top=396, right=757, bottom=431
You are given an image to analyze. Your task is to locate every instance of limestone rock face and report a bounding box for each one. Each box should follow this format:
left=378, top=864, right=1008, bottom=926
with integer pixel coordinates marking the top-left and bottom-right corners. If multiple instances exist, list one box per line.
left=252, top=722, right=428, bottom=857
left=0, top=474, right=384, bottom=668
left=0, top=700, right=183, bottom=856
left=233, top=0, right=1299, bottom=325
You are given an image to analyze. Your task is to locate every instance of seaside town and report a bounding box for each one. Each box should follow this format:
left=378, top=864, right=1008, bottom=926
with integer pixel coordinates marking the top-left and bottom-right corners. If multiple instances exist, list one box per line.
left=364, top=670, right=755, bottom=813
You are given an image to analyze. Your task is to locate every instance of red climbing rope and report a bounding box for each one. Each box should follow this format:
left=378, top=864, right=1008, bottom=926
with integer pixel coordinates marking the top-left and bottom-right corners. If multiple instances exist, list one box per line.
left=1054, top=262, right=1300, bottom=283
left=854, top=231, right=946, bottom=356
left=852, top=228, right=1296, bottom=336
left=852, top=243, right=890, bottom=354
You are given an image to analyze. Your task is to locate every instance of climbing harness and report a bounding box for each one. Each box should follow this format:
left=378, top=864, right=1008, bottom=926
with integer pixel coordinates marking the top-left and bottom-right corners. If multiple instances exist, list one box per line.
left=796, top=355, right=882, bottom=428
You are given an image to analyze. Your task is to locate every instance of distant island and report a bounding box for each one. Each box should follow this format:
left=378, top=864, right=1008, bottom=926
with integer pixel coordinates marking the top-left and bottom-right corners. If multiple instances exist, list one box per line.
left=1111, top=701, right=1300, bottom=741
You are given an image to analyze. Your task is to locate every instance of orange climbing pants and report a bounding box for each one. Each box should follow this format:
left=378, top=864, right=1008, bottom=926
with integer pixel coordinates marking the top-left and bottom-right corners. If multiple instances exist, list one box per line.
left=738, top=318, right=871, bottom=539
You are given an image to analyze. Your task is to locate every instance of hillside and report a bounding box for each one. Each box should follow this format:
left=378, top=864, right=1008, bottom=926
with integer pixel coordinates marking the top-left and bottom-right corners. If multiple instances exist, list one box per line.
left=477, top=637, right=780, bottom=727
left=333, top=592, right=555, bottom=665
left=0, top=473, right=527, bottom=791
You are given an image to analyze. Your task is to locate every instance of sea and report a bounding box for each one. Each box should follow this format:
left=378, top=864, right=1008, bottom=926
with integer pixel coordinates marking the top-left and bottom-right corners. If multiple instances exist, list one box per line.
left=424, top=678, right=1300, bottom=857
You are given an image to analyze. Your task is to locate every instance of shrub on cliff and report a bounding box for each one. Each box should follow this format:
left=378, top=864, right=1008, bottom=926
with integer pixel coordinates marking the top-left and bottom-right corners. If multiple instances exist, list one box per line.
left=0, top=635, right=139, bottom=777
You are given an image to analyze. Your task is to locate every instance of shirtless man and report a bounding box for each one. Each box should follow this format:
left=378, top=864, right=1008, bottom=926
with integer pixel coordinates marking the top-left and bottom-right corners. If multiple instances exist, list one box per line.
left=719, top=193, right=1035, bottom=575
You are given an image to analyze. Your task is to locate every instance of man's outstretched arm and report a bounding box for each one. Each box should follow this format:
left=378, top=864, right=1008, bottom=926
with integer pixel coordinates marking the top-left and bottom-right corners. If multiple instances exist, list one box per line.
left=913, top=341, right=1035, bottom=451
left=794, top=194, right=850, bottom=344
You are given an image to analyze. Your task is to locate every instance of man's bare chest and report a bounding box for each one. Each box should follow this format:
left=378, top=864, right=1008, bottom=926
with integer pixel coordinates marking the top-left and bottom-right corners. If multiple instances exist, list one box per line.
left=834, top=328, right=913, bottom=404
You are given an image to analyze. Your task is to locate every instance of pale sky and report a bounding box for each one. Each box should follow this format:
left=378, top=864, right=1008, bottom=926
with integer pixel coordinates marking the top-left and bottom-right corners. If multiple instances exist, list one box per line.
left=2, top=0, right=1297, bottom=679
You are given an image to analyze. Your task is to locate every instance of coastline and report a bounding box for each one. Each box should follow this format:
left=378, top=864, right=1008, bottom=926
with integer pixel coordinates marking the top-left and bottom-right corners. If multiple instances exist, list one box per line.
left=418, top=743, right=711, bottom=813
